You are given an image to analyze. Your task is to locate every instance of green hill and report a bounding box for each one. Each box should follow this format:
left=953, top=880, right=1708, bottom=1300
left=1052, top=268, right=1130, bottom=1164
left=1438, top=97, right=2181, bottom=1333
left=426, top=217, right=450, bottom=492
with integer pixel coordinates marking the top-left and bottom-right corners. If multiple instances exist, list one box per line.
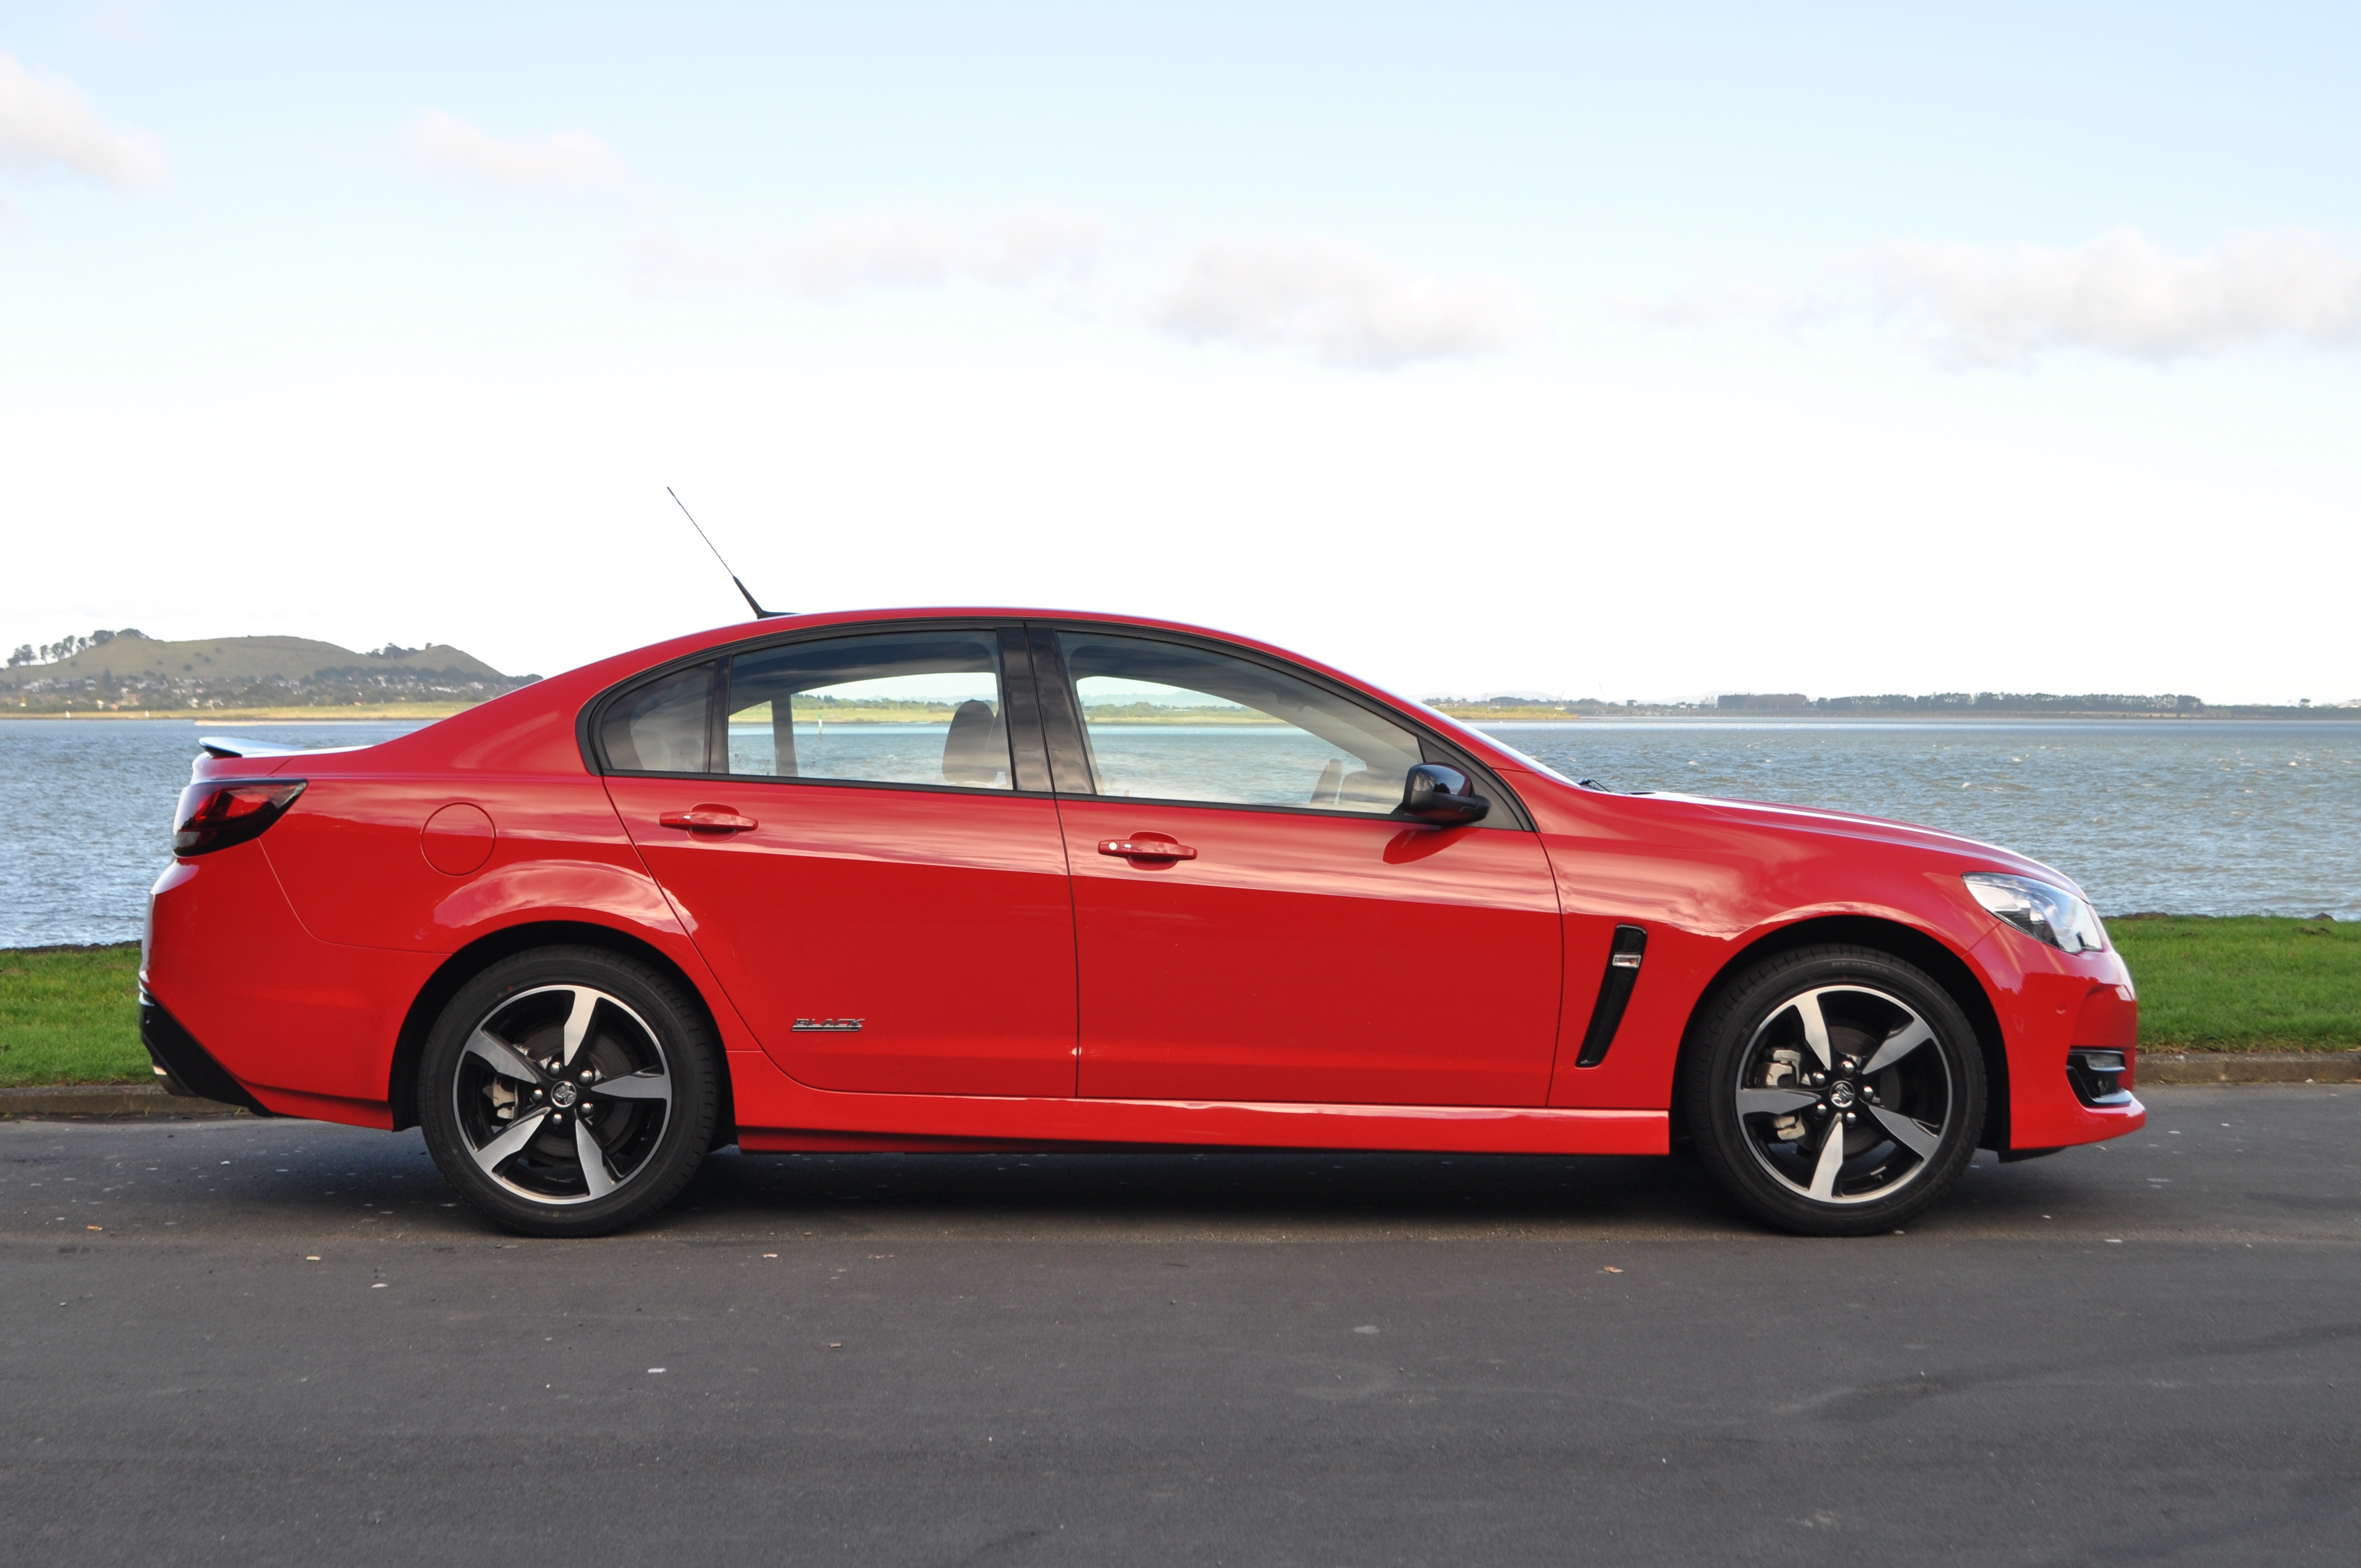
left=2, top=630, right=534, bottom=714
left=20, top=634, right=508, bottom=685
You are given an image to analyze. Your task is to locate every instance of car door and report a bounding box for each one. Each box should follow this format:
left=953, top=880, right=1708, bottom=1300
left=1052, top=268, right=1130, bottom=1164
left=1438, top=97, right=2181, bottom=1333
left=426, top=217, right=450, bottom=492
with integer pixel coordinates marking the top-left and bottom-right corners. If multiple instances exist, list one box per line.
left=1033, top=626, right=1564, bottom=1107
left=600, top=625, right=1078, bottom=1098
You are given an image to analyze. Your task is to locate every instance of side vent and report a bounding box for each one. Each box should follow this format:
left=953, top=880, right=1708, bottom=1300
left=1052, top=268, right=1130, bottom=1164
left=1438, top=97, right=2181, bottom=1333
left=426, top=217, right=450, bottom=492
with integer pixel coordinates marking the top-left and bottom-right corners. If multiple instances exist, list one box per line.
left=1573, top=925, right=1649, bottom=1068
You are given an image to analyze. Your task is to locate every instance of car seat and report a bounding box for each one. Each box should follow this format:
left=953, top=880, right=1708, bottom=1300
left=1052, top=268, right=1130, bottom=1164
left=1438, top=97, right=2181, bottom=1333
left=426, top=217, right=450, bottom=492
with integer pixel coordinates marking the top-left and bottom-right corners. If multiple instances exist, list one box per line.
left=942, top=699, right=1005, bottom=785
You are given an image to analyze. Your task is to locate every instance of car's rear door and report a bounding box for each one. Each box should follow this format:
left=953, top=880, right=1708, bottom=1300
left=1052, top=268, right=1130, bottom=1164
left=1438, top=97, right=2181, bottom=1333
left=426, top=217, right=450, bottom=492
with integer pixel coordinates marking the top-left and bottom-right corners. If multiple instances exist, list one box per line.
left=1033, top=626, right=1564, bottom=1107
left=600, top=624, right=1078, bottom=1097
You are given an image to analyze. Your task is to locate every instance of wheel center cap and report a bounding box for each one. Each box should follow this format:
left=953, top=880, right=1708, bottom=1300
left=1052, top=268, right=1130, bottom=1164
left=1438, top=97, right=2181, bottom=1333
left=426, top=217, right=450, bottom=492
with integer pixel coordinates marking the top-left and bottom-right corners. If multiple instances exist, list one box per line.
left=1829, top=1081, right=1857, bottom=1109
left=550, top=1082, right=579, bottom=1109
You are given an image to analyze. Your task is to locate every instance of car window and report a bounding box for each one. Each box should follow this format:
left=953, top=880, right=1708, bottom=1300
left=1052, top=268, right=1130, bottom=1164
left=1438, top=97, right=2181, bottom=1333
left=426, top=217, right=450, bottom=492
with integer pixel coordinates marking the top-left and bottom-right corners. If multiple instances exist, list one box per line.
left=725, top=631, right=1011, bottom=790
left=1056, top=631, right=1425, bottom=813
left=600, top=663, right=713, bottom=774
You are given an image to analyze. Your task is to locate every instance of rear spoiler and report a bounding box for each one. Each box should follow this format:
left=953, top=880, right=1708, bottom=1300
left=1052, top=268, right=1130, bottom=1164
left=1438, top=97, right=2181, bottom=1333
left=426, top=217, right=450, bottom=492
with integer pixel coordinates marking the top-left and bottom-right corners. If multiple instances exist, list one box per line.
left=195, top=736, right=368, bottom=778
left=198, top=736, right=312, bottom=760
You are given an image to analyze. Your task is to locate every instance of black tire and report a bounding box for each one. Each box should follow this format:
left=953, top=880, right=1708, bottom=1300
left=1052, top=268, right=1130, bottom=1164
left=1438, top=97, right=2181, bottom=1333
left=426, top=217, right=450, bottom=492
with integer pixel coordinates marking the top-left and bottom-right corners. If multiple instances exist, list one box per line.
left=1682, top=944, right=1985, bottom=1238
left=418, top=946, right=721, bottom=1238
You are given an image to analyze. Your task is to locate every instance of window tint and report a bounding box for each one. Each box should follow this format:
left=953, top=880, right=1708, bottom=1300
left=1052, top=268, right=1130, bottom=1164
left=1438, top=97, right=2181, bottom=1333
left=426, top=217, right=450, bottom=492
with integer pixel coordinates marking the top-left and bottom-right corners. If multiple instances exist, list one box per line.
left=1057, top=632, right=1424, bottom=813
left=725, top=631, right=1010, bottom=790
left=601, top=663, right=712, bottom=774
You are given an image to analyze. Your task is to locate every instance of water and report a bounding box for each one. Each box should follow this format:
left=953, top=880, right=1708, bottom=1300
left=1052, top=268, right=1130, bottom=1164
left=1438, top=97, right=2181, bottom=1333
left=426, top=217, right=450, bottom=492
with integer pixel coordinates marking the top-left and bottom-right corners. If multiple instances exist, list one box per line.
left=0, top=720, right=430, bottom=950
left=1, top=716, right=2354, bottom=949
left=1082, top=725, right=1410, bottom=812
left=1486, top=720, right=2360, bottom=922
left=728, top=720, right=998, bottom=787
left=724, top=719, right=1411, bottom=810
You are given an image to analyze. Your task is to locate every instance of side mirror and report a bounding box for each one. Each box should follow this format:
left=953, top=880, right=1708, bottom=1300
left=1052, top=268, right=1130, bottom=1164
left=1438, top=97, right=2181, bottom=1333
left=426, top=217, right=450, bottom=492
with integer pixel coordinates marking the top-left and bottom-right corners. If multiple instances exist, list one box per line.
left=1401, top=763, right=1490, bottom=825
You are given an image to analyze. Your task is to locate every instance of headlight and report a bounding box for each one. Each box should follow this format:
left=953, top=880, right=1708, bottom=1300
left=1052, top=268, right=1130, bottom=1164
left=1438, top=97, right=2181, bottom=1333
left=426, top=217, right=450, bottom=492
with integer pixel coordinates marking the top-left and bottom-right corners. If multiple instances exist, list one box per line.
left=1963, top=872, right=2108, bottom=954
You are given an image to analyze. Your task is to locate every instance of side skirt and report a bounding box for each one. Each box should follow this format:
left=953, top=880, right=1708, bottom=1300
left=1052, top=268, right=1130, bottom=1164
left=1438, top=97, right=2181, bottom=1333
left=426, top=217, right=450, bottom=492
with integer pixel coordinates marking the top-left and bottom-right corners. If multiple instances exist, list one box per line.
left=731, top=1071, right=1667, bottom=1157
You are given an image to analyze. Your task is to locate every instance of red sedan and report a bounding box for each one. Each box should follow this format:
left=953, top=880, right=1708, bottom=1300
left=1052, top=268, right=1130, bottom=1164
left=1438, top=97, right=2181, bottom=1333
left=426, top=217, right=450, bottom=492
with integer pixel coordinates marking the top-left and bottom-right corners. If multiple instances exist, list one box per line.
left=143, top=608, right=2144, bottom=1236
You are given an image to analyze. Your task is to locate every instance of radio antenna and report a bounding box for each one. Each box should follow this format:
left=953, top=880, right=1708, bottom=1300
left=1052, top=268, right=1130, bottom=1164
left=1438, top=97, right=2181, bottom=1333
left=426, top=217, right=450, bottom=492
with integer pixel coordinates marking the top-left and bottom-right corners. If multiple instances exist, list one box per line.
left=668, top=486, right=787, bottom=619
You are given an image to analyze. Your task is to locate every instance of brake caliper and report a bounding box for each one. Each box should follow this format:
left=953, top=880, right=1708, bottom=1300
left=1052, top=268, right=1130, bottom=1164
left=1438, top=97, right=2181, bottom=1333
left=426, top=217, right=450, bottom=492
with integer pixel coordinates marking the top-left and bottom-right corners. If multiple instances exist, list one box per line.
left=1765, top=1048, right=1807, bottom=1141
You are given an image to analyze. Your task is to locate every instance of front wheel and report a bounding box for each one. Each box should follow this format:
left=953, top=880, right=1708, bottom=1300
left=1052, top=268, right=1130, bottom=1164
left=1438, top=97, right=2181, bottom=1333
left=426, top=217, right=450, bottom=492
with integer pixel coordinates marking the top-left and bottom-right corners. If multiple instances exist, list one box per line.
left=418, top=946, right=720, bottom=1237
left=1682, top=945, right=1985, bottom=1237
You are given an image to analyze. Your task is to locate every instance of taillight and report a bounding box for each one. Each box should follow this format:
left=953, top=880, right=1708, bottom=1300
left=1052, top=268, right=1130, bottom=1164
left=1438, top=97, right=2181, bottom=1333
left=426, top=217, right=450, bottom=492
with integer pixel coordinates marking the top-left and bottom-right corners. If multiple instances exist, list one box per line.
left=172, top=780, right=307, bottom=857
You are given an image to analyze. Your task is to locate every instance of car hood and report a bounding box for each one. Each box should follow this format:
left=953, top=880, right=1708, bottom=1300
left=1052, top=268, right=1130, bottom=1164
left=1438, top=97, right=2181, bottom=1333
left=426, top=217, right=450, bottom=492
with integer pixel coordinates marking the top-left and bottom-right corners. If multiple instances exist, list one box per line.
left=1632, top=790, right=2082, bottom=894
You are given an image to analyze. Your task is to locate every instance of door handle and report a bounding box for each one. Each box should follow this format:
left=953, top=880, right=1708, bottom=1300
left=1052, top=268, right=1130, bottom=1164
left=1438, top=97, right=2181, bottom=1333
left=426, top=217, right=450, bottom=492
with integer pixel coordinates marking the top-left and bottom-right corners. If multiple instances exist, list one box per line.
left=660, top=807, right=759, bottom=834
left=1098, top=837, right=1196, bottom=862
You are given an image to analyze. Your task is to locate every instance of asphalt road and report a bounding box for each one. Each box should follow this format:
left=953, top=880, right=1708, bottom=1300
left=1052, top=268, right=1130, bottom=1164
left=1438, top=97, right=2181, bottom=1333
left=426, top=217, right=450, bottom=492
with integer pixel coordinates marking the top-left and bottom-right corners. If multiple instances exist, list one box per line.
left=4, top=1086, right=2357, bottom=1567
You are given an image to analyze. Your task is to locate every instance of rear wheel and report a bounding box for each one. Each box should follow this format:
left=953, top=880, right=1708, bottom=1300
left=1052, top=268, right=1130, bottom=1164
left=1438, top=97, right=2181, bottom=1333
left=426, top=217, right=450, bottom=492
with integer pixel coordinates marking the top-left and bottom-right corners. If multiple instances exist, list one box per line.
left=418, top=946, right=720, bottom=1237
left=1683, top=945, right=1984, bottom=1237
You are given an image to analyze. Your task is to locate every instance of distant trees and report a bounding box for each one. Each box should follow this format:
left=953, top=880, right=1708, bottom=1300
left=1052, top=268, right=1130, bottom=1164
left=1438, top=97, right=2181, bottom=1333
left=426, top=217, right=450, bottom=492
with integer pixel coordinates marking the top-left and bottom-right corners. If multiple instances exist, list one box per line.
left=1807, top=692, right=2207, bottom=715
left=8, top=633, right=149, bottom=666
left=8, top=629, right=146, bottom=666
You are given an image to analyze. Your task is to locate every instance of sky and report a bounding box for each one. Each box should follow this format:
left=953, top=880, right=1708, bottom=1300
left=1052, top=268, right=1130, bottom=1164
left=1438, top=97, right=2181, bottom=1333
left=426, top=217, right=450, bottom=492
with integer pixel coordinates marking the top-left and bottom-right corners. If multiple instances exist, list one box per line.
left=2, top=2, right=2357, bottom=704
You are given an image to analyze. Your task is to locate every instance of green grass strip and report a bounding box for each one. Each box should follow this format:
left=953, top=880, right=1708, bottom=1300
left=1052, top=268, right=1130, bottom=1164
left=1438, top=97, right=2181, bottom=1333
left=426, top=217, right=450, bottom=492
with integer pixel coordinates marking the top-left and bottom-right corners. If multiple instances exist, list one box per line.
left=1, top=944, right=146, bottom=1086
left=3, top=916, right=2355, bottom=1086
left=2110, top=916, right=2361, bottom=1050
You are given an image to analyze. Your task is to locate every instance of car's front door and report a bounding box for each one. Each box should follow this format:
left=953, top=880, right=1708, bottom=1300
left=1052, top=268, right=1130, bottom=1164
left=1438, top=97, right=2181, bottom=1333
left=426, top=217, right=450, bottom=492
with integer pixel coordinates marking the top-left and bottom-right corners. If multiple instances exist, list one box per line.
left=601, top=625, right=1078, bottom=1097
left=1033, top=627, right=1564, bottom=1107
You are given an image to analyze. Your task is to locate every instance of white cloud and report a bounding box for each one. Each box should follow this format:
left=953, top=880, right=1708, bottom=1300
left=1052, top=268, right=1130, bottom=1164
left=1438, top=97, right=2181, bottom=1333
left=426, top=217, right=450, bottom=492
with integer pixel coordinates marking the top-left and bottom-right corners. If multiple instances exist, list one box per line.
left=636, top=209, right=1102, bottom=298
left=1153, top=238, right=1535, bottom=368
left=0, top=52, right=166, bottom=188
left=634, top=217, right=1531, bottom=371
left=970, top=209, right=1106, bottom=287
left=406, top=109, right=627, bottom=190
left=642, top=221, right=1530, bottom=371
left=1865, top=228, right=2361, bottom=364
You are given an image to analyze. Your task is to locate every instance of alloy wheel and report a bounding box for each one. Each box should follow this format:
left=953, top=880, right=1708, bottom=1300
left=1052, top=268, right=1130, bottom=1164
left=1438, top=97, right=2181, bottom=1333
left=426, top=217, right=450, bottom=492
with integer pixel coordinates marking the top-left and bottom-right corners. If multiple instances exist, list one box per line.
left=451, top=983, right=677, bottom=1205
left=1731, top=983, right=1956, bottom=1207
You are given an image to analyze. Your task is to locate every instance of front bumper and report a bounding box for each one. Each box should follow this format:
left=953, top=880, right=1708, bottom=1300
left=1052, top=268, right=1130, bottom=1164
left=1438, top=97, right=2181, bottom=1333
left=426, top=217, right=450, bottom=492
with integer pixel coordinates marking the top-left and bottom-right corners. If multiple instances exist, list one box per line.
left=1971, top=925, right=2146, bottom=1150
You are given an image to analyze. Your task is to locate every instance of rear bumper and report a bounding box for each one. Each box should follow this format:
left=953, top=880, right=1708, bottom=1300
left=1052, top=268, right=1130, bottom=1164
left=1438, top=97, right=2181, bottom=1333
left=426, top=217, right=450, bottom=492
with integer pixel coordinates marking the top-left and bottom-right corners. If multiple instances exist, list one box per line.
left=143, top=847, right=431, bottom=1128
left=139, top=993, right=274, bottom=1115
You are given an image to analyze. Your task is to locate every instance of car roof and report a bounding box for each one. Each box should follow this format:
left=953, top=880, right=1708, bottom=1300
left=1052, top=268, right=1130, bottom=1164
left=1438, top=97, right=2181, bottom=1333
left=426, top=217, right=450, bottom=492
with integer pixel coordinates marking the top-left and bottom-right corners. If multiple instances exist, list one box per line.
left=655, top=604, right=1318, bottom=655
left=592, top=606, right=1403, bottom=710
left=318, top=605, right=1525, bottom=781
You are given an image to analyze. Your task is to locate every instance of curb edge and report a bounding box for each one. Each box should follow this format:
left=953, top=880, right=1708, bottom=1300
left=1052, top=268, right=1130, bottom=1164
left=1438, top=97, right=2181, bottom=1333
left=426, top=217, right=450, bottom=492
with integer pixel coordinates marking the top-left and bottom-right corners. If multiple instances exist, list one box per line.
left=0, top=1083, right=251, bottom=1119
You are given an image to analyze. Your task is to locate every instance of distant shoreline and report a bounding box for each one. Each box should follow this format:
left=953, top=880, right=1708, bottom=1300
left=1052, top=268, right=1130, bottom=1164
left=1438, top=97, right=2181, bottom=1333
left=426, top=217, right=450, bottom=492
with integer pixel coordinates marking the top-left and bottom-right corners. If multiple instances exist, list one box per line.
left=2, top=704, right=476, bottom=722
